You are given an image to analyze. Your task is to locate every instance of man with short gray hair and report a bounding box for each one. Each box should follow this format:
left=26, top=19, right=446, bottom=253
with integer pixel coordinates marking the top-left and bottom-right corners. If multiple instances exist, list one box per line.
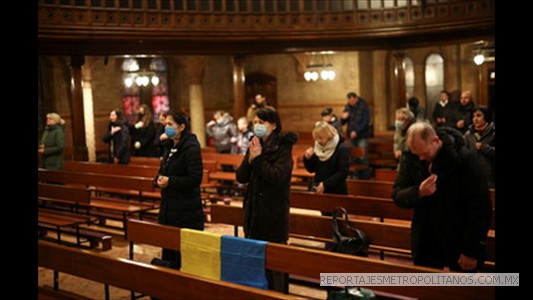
left=392, top=122, right=491, bottom=272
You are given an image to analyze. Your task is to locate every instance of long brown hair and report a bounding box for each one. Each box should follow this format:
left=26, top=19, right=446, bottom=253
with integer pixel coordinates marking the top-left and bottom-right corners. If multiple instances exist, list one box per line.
left=137, top=104, right=153, bottom=127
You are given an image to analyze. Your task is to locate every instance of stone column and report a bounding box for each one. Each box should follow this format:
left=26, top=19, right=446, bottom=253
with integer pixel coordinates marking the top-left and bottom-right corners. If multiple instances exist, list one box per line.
left=81, top=57, right=96, bottom=162
left=232, top=55, right=246, bottom=120
left=69, top=55, right=88, bottom=161
left=181, top=56, right=207, bottom=147
left=371, top=50, right=389, bottom=131
left=392, top=52, right=406, bottom=110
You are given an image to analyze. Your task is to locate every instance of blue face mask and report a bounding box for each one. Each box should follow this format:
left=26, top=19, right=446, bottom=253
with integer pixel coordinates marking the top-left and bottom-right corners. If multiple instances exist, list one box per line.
left=254, top=124, right=269, bottom=138
left=165, top=126, right=177, bottom=138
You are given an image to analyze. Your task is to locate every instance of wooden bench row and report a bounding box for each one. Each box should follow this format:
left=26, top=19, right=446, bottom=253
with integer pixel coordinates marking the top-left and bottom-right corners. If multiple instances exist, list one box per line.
left=208, top=204, right=495, bottom=264
left=38, top=171, right=158, bottom=238
left=38, top=240, right=299, bottom=300
left=126, top=219, right=494, bottom=300
left=291, top=191, right=495, bottom=230
left=38, top=183, right=112, bottom=250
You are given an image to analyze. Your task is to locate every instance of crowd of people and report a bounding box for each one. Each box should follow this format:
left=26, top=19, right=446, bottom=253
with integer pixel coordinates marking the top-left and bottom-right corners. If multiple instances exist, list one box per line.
left=38, top=89, right=495, bottom=292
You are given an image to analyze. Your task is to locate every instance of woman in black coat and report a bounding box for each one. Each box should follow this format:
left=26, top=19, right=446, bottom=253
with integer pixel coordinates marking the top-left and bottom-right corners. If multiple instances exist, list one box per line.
left=155, top=110, right=204, bottom=268
left=236, top=108, right=297, bottom=293
left=303, top=121, right=349, bottom=210
left=103, top=109, right=130, bottom=164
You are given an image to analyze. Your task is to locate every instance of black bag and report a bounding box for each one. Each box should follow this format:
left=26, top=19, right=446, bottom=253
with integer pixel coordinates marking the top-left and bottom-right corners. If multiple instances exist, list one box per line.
left=150, top=257, right=180, bottom=269
left=327, top=287, right=376, bottom=300
left=331, top=206, right=370, bottom=257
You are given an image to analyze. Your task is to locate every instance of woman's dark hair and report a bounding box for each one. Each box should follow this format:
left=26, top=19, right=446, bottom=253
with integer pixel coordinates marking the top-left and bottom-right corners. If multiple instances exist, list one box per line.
left=473, top=105, right=492, bottom=124
left=168, top=110, right=191, bottom=131
left=408, top=96, right=419, bottom=108
left=111, top=108, right=125, bottom=123
left=255, top=107, right=282, bottom=134
left=321, top=107, right=333, bottom=116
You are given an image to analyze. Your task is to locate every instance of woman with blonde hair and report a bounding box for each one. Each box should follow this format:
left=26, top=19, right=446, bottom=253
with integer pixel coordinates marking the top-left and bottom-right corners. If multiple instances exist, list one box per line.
left=303, top=121, right=350, bottom=202
left=39, top=112, right=66, bottom=170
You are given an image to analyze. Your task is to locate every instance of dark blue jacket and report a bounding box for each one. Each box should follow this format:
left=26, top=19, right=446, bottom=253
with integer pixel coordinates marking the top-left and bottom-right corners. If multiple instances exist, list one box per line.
left=341, top=98, right=371, bottom=139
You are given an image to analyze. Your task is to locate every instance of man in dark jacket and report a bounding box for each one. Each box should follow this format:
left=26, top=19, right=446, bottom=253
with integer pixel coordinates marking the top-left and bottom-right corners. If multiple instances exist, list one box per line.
left=341, top=92, right=371, bottom=179
left=392, top=122, right=491, bottom=271
left=236, top=108, right=297, bottom=293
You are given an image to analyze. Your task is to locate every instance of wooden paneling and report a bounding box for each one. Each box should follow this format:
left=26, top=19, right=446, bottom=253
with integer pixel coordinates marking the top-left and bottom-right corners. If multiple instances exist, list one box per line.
left=38, top=1, right=494, bottom=55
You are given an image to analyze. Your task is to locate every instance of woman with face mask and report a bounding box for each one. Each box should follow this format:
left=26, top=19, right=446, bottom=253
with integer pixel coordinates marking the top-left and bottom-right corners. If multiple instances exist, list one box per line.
left=303, top=122, right=349, bottom=205
left=155, top=110, right=204, bottom=268
left=235, top=107, right=297, bottom=294
left=393, top=108, right=415, bottom=163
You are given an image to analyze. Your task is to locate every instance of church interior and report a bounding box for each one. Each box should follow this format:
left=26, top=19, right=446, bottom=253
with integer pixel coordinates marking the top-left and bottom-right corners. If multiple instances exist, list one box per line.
left=38, top=1, right=496, bottom=299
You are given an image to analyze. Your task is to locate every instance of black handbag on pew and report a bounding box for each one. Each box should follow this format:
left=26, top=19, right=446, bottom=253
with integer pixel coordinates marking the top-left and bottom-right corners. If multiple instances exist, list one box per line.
left=331, top=206, right=370, bottom=257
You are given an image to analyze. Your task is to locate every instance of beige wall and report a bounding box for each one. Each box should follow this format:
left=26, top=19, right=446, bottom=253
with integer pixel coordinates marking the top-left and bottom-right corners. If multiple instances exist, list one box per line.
left=244, top=52, right=361, bottom=133
left=39, top=40, right=488, bottom=152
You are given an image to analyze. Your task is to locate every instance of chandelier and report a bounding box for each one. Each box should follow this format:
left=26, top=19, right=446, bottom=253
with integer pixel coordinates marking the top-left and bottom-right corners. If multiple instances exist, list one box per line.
left=472, top=41, right=495, bottom=66
left=122, top=57, right=164, bottom=87
left=304, top=64, right=336, bottom=81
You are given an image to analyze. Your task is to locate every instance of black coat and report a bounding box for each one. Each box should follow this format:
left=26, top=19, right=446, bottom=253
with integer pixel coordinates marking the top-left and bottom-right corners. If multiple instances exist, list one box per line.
left=303, top=142, right=349, bottom=195
left=465, top=123, right=495, bottom=188
left=392, top=127, right=492, bottom=269
left=103, top=121, right=130, bottom=164
left=236, top=132, right=297, bottom=243
left=130, top=121, right=157, bottom=157
left=157, top=132, right=204, bottom=229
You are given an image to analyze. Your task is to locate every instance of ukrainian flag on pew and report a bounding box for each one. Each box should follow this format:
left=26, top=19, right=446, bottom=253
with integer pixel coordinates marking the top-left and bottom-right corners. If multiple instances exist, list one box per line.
left=180, top=229, right=268, bottom=290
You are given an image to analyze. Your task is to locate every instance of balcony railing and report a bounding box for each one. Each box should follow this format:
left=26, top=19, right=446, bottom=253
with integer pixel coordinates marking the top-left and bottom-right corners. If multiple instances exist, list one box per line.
left=39, top=0, right=494, bottom=40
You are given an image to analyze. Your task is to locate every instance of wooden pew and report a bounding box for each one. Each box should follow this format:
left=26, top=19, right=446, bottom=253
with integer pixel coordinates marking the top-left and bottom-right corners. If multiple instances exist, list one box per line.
left=209, top=204, right=495, bottom=264
left=38, top=169, right=158, bottom=238
left=344, top=181, right=495, bottom=229
left=38, top=183, right=112, bottom=250
left=38, top=169, right=155, bottom=195
left=129, top=156, right=161, bottom=166
left=374, top=169, right=397, bottom=182
left=64, top=161, right=159, bottom=178
left=346, top=179, right=393, bottom=199
left=201, top=152, right=244, bottom=170
left=126, top=220, right=494, bottom=300
left=291, top=191, right=412, bottom=221
left=63, top=161, right=161, bottom=199
left=38, top=240, right=300, bottom=300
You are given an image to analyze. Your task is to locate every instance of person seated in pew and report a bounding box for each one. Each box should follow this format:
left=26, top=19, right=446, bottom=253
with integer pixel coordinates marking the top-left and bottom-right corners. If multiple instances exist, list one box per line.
left=236, top=107, right=297, bottom=294
left=303, top=121, right=349, bottom=216
left=392, top=122, right=491, bottom=272
left=155, top=110, right=204, bottom=268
